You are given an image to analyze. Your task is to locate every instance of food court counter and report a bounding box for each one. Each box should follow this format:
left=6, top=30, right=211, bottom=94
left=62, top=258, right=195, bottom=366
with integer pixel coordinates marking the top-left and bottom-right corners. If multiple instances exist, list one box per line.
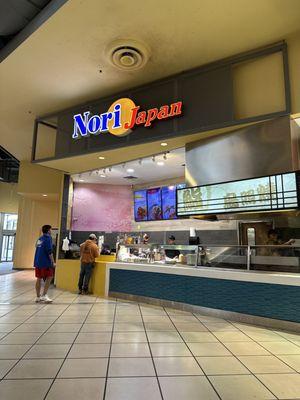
left=106, top=262, right=300, bottom=327
left=55, top=255, right=116, bottom=296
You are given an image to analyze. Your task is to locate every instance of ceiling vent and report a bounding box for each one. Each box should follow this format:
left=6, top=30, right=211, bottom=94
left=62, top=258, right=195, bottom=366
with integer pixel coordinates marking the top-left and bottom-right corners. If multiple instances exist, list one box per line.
left=106, top=39, right=150, bottom=71
left=123, top=175, right=138, bottom=180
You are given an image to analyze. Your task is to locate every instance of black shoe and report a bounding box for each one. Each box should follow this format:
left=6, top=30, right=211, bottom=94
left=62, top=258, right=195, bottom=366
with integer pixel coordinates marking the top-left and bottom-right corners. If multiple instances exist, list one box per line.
left=78, top=290, right=83, bottom=295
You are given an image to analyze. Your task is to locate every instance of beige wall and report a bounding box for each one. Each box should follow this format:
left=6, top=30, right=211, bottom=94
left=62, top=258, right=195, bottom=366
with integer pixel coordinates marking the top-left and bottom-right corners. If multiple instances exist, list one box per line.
left=233, top=51, right=286, bottom=119
left=18, top=161, right=63, bottom=195
left=14, top=198, right=60, bottom=269
left=0, top=182, right=19, bottom=213
left=13, top=162, right=63, bottom=269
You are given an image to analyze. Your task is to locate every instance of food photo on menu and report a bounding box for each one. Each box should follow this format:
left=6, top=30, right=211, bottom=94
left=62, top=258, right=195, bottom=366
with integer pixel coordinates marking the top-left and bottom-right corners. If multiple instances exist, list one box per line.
left=147, top=187, right=163, bottom=220
left=134, top=190, right=147, bottom=221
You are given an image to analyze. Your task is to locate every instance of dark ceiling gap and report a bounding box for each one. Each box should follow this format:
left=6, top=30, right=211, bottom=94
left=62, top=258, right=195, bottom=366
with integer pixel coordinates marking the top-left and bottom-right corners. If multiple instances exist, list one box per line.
left=0, top=145, right=19, bottom=183
left=0, top=0, right=68, bottom=61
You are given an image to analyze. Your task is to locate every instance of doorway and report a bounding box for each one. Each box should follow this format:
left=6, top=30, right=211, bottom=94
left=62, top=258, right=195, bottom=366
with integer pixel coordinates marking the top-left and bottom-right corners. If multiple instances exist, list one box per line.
left=239, top=221, right=273, bottom=246
left=1, top=235, right=15, bottom=262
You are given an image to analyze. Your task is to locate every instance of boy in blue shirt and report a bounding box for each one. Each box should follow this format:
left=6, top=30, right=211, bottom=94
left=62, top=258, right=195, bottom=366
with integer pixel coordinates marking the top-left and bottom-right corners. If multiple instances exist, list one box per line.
left=34, top=225, right=55, bottom=303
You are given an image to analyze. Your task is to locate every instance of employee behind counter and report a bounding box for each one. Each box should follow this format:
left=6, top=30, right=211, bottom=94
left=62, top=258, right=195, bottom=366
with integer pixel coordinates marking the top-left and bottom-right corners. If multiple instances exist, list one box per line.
left=164, top=235, right=180, bottom=259
left=141, top=234, right=180, bottom=259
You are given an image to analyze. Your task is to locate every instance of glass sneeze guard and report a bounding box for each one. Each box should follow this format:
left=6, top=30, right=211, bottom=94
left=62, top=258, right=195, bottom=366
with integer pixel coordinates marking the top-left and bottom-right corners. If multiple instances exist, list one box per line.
left=116, top=244, right=300, bottom=274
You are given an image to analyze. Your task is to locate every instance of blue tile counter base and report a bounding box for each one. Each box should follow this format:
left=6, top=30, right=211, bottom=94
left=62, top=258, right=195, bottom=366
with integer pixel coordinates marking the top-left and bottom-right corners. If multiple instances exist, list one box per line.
left=109, top=268, right=300, bottom=323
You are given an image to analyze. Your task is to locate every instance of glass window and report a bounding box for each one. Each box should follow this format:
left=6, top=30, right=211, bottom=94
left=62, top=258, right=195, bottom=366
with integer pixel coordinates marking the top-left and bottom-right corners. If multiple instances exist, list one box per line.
left=247, top=228, right=256, bottom=246
left=3, top=214, right=18, bottom=231
left=1, top=235, right=15, bottom=262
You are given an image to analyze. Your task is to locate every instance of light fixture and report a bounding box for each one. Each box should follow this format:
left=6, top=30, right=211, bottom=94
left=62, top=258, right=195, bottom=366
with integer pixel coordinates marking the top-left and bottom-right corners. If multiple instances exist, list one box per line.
left=103, top=169, right=106, bottom=174
left=122, top=163, right=126, bottom=168
left=163, top=152, right=167, bottom=160
left=152, top=156, right=155, bottom=163
left=98, top=156, right=105, bottom=160
left=109, top=167, right=112, bottom=172
left=127, top=168, right=134, bottom=173
left=42, top=194, right=48, bottom=197
left=100, top=174, right=106, bottom=178
left=139, top=159, right=142, bottom=165
left=79, top=179, right=85, bottom=182
left=161, top=142, right=168, bottom=146
left=157, top=161, right=164, bottom=166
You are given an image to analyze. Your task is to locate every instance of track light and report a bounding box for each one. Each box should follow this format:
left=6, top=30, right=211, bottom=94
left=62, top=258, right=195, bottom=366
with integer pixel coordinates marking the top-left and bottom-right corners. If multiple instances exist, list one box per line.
left=163, top=153, right=167, bottom=160
left=109, top=167, right=112, bottom=172
left=139, top=159, right=142, bottom=165
left=152, top=156, right=155, bottom=163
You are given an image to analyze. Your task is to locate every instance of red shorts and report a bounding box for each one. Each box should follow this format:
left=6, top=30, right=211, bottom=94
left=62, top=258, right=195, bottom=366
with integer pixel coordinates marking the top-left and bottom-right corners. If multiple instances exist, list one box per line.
left=35, top=267, right=54, bottom=279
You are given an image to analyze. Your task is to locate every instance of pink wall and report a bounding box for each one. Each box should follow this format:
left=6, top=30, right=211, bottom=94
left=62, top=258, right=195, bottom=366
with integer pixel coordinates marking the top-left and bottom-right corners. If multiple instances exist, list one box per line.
left=72, top=183, right=133, bottom=231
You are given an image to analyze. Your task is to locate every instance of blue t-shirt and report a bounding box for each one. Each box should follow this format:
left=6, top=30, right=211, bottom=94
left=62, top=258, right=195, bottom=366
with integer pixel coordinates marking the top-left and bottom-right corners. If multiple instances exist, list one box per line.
left=34, top=234, right=53, bottom=268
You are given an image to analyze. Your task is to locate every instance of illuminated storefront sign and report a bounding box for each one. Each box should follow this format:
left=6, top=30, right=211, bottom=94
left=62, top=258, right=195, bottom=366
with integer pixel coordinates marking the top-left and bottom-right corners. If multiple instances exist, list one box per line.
left=72, top=98, right=182, bottom=139
left=177, top=172, right=300, bottom=216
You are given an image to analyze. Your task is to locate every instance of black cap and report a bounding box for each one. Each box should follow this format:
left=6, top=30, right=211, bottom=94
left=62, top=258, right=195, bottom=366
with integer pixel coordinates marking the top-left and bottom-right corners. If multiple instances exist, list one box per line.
left=169, top=235, right=176, bottom=241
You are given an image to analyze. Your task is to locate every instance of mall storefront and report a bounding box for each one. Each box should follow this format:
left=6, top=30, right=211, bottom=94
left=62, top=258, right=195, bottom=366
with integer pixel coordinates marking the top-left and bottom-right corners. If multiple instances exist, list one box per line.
left=20, top=42, right=300, bottom=329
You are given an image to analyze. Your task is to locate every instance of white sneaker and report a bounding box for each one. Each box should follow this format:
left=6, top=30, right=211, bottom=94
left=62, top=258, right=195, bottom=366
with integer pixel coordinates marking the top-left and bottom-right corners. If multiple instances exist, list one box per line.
left=35, top=297, right=41, bottom=303
left=40, top=295, right=53, bottom=303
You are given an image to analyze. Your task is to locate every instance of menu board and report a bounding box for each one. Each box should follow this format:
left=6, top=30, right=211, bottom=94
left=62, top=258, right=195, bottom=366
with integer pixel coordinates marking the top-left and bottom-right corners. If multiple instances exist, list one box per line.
left=147, top=187, right=162, bottom=220
left=162, top=186, right=177, bottom=219
left=177, top=172, right=299, bottom=216
left=134, top=183, right=186, bottom=221
left=134, top=190, right=147, bottom=221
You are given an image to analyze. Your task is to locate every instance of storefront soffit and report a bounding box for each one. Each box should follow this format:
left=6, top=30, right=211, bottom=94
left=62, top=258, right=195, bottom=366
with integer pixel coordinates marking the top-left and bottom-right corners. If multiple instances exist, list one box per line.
left=1, top=0, right=300, bottom=163
left=38, top=120, right=261, bottom=174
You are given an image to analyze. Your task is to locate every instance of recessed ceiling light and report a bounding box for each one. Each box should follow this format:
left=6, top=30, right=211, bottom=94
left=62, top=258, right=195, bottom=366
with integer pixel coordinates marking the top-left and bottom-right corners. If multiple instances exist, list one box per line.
left=157, top=161, right=164, bottom=166
left=42, top=194, right=48, bottom=197
left=161, top=142, right=168, bottom=146
left=98, top=156, right=105, bottom=160
left=100, top=174, right=106, bottom=178
left=79, top=179, right=85, bottom=182
left=127, top=168, right=134, bottom=173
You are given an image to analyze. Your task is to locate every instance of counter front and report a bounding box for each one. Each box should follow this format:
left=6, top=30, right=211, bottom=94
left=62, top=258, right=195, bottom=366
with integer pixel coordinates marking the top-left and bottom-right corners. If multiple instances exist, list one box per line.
left=55, top=255, right=115, bottom=296
left=54, top=254, right=300, bottom=330
left=107, top=262, right=300, bottom=329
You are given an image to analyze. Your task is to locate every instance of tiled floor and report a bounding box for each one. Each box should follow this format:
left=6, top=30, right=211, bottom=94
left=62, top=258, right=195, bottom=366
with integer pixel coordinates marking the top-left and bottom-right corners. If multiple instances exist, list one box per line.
left=0, top=271, right=299, bottom=399
left=0, top=262, right=15, bottom=276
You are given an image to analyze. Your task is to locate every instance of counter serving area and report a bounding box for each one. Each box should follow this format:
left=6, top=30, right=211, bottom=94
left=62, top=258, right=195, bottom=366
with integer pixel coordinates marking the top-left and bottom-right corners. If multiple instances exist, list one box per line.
left=54, top=164, right=300, bottom=330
